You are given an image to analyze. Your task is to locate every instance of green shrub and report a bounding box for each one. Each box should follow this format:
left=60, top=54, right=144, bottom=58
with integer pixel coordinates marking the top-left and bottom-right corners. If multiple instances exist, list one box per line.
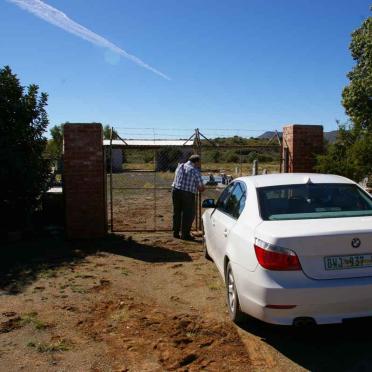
left=0, top=66, right=50, bottom=232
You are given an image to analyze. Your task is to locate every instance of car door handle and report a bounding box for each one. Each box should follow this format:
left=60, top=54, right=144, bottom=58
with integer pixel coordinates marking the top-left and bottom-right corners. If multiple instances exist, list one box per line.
left=223, top=229, right=228, bottom=237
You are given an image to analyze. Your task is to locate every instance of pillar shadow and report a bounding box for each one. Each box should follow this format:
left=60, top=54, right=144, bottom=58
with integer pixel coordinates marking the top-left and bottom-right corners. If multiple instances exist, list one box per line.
left=0, top=234, right=191, bottom=294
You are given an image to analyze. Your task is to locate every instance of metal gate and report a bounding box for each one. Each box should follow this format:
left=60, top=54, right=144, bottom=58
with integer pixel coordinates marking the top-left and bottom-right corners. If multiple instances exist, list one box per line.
left=107, top=128, right=281, bottom=232
left=108, top=130, right=199, bottom=232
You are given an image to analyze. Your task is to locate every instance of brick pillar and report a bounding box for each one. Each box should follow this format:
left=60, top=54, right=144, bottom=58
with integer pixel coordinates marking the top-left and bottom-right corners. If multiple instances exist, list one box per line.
left=282, top=124, right=323, bottom=173
left=63, top=123, right=107, bottom=238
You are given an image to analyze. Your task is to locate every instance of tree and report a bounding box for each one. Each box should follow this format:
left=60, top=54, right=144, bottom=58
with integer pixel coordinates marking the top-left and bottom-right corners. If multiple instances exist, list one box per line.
left=316, top=10, right=372, bottom=181
left=103, top=126, right=124, bottom=169
left=0, top=66, right=50, bottom=231
left=103, top=125, right=118, bottom=140
left=46, top=124, right=117, bottom=159
left=225, top=150, right=239, bottom=163
left=210, top=150, right=221, bottom=163
left=156, top=147, right=183, bottom=171
left=342, top=13, right=372, bottom=132
left=45, top=123, right=64, bottom=159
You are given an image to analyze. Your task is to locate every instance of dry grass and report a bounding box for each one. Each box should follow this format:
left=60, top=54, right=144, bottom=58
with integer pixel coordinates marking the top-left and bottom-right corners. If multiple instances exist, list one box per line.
left=118, top=161, right=280, bottom=175
left=202, top=161, right=280, bottom=175
left=27, top=339, right=71, bottom=353
left=20, top=312, right=49, bottom=330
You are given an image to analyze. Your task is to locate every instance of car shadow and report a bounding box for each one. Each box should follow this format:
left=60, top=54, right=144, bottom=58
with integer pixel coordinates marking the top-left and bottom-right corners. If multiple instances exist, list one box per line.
left=238, top=316, right=372, bottom=371
left=0, top=234, right=191, bottom=294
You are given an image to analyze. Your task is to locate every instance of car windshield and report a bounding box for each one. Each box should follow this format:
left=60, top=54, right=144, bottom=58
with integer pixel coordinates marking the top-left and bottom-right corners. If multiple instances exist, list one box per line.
left=257, top=183, right=372, bottom=221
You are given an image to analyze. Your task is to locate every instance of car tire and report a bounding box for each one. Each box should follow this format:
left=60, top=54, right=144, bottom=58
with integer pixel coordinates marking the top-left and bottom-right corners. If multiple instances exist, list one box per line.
left=202, top=222, right=212, bottom=261
left=226, top=262, right=245, bottom=324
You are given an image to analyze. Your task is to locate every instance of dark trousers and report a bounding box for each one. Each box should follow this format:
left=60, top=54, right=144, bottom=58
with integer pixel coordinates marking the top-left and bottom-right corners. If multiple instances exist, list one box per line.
left=172, top=188, right=196, bottom=237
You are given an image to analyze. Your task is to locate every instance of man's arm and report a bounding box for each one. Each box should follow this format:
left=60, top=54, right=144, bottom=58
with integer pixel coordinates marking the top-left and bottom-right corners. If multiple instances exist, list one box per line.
left=195, top=170, right=205, bottom=192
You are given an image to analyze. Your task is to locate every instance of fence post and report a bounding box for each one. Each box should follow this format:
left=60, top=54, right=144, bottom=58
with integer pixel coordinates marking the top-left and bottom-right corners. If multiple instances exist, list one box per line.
left=239, top=148, right=242, bottom=177
left=153, top=148, right=157, bottom=231
left=109, top=127, right=114, bottom=232
left=252, top=159, right=258, bottom=176
left=283, top=147, right=289, bottom=173
left=194, top=128, right=202, bottom=232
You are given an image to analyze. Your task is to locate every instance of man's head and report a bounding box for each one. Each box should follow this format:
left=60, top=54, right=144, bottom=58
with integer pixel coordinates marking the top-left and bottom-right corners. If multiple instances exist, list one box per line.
left=189, top=154, right=201, bottom=167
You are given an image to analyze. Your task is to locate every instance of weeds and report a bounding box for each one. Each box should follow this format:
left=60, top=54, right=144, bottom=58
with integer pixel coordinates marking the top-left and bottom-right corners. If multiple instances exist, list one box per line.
left=70, top=284, right=86, bottom=294
left=20, top=312, right=48, bottom=330
left=110, top=308, right=130, bottom=323
left=208, top=282, right=221, bottom=291
left=186, top=331, right=197, bottom=338
left=120, top=268, right=131, bottom=276
left=27, top=339, right=71, bottom=353
left=38, top=266, right=57, bottom=279
left=143, top=182, right=154, bottom=189
left=74, top=273, right=95, bottom=279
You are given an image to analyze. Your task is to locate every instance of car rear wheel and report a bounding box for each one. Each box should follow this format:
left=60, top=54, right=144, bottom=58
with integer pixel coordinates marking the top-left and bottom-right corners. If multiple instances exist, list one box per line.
left=226, top=262, right=245, bottom=324
left=202, top=222, right=212, bottom=261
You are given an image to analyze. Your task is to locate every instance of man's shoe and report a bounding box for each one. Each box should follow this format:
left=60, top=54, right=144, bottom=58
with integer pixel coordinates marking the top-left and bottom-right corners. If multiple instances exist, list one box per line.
left=173, top=232, right=180, bottom=239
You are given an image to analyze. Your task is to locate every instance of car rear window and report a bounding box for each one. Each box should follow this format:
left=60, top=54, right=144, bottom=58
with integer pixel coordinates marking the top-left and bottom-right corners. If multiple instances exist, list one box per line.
left=257, top=183, right=372, bottom=221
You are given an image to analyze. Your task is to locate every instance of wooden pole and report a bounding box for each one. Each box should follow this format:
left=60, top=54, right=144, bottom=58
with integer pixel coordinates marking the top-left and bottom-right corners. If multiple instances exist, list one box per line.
left=109, top=127, right=114, bottom=232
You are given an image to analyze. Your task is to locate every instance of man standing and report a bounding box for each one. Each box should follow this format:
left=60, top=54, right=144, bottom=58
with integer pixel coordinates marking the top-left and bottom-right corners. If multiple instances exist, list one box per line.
left=172, top=154, right=205, bottom=240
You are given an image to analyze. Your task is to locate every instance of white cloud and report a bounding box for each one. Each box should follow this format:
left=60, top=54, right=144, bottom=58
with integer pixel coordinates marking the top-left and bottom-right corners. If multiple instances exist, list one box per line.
left=8, top=0, right=170, bottom=80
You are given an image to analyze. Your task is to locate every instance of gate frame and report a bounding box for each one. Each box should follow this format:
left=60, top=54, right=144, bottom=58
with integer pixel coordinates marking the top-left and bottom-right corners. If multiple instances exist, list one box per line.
left=107, top=129, right=197, bottom=233
left=107, top=128, right=281, bottom=233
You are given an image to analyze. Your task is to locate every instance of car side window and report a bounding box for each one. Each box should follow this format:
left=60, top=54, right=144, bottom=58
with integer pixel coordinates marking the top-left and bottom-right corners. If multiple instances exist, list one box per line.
left=226, top=182, right=246, bottom=218
left=217, top=182, right=247, bottom=219
left=235, top=187, right=246, bottom=218
left=216, top=183, right=235, bottom=212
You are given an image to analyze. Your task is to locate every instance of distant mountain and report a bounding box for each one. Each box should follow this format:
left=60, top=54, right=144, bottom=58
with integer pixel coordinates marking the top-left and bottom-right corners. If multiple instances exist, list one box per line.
left=258, top=130, right=338, bottom=143
left=258, top=131, right=282, bottom=140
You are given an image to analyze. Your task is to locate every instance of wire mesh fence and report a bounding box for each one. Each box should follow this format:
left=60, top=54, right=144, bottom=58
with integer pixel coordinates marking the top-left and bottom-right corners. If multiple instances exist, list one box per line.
left=108, top=146, right=193, bottom=232
left=107, top=128, right=281, bottom=232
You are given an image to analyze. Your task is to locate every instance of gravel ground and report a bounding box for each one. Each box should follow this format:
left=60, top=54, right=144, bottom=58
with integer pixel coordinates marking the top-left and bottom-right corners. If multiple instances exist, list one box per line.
left=1, top=233, right=372, bottom=371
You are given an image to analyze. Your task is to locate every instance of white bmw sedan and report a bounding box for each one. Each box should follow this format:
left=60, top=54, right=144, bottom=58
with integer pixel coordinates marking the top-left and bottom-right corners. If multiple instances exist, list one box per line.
left=202, top=173, right=372, bottom=326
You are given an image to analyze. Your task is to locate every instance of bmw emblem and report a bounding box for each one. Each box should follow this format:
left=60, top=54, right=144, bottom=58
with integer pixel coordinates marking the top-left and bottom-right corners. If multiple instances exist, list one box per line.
left=351, top=238, right=361, bottom=248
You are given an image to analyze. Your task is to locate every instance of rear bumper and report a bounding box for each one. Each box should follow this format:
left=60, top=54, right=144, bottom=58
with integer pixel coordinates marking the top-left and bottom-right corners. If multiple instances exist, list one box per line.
left=231, top=262, right=372, bottom=325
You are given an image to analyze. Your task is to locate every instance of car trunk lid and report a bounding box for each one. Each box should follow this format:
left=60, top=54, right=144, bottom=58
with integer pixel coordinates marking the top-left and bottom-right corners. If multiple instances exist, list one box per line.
left=255, top=217, right=372, bottom=279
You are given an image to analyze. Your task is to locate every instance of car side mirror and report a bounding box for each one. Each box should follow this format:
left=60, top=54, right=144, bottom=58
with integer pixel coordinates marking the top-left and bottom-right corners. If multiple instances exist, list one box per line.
left=202, top=198, right=216, bottom=208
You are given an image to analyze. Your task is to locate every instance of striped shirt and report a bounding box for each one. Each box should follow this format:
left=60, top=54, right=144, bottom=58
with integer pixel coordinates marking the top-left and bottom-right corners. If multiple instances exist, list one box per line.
left=172, top=161, right=204, bottom=194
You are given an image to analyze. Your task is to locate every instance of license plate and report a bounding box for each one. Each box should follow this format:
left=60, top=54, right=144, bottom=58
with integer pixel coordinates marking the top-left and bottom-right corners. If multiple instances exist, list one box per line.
left=324, top=254, right=372, bottom=270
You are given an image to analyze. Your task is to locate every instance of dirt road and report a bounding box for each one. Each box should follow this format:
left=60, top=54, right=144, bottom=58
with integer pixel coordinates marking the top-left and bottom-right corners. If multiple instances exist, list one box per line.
left=1, top=233, right=372, bottom=371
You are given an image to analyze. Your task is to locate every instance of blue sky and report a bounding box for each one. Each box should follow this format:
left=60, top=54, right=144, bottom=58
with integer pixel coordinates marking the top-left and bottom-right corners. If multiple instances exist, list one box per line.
left=1, top=0, right=370, bottom=138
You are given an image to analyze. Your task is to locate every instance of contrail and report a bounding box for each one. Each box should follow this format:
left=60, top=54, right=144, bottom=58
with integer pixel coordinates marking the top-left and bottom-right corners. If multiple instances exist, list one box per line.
left=8, top=0, right=170, bottom=80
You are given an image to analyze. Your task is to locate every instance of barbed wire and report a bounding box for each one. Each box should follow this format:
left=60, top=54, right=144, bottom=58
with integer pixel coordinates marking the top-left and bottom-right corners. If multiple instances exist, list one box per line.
left=112, top=126, right=278, bottom=140
left=113, top=127, right=274, bottom=132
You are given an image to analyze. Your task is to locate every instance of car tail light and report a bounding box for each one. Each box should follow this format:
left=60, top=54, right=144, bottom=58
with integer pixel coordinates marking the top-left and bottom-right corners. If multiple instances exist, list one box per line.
left=254, top=238, right=301, bottom=271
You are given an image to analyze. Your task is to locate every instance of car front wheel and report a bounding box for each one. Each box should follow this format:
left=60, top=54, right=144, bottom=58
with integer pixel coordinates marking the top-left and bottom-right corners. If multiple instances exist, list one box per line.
left=226, top=262, right=245, bottom=324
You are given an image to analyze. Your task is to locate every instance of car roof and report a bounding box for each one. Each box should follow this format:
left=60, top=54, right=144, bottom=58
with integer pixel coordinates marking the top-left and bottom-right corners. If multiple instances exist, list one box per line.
left=236, top=173, right=355, bottom=188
